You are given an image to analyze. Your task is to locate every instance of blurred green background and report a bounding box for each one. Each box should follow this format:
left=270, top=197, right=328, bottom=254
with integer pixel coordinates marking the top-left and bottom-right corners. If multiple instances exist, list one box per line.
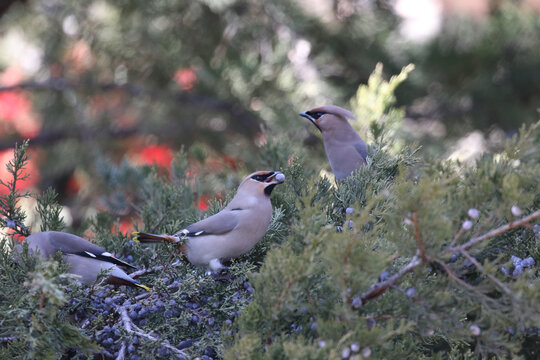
left=0, top=0, right=539, bottom=231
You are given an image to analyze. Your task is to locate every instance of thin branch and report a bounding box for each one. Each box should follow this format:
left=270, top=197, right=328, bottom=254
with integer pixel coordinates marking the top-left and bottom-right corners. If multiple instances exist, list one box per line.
left=129, top=260, right=182, bottom=279
left=357, top=255, right=423, bottom=307
left=275, top=275, right=302, bottom=310
left=96, top=348, right=115, bottom=358
left=0, top=336, right=19, bottom=342
left=150, top=213, right=167, bottom=233
left=0, top=128, right=138, bottom=151
left=411, top=212, right=428, bottom=261
left=131, top=261, right=184, bottom=302
left=446, top=209, right=540, bottom=254
left=435, top=260, right=478, bottom=293
left=116, top=342, right=126, bottom=360
left=133, top=279, right=183, bottom=302
left=458, top=249, right=514, bottom=298
left=448, top=227, right=464, bottom=249
left=117, top=305, right=186, bottom=357
left=392, top=284, right=461, bottom=323
left=0, top=78, right=260, bottom=133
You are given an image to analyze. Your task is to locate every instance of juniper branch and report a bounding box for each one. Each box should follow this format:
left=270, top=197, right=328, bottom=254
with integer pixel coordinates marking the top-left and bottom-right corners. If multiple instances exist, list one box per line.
left=412, top=212, right=428, bottom=261
left=446, top=209, right=540, bottom=254
left=0, top=336, right=19, bottom=342
left=435, top=260, right=479, bottom=294
left=129, top=259, right=182, bottom=279
left=116, top=342, right=127, bottom=360
left=117, top=305, right=186, bottom=356
left=458, top=249, right=514, bottom=298
left=357, top=255, right=423, bottom=306
left=0, top=140, right=31, bottom=237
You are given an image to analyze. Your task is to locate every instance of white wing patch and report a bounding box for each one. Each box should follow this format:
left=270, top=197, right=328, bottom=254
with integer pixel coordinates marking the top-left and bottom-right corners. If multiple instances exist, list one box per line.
left=179, top=229, right=189, bottom=237
left=101, top=252, right=114, bottom=258
left=84, top=251, right=97, bottom=258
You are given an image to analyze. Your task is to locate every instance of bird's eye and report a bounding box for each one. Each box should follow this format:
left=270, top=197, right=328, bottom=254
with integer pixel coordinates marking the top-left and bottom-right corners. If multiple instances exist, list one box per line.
left=307, top=111, right=325, bottom=120
left=251, top=172, right=274, bottom=182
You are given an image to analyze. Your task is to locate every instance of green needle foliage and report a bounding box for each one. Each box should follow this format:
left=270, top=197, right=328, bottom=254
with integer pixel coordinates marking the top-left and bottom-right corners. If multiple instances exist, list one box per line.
left=0, top=140, right=32, bottom=240
left=226, top=126, right=540, bottom=359
left=223, top=71, right=540, bottom=359
left=0, top=65, right=538, bottom=359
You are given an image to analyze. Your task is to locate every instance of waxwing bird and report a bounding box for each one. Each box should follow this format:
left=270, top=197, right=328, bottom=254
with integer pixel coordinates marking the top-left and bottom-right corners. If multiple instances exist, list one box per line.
left=300, top=105, right=368, bottom=181
left=20, top=231, right=149, bottom=290
left=133, top=171, right=285, bottom=271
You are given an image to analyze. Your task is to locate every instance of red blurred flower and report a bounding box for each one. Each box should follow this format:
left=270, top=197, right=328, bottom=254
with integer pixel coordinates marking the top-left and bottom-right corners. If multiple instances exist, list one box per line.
left=1, top=66, right=23, bottom=86
left=116, top=219, right=135, bottom=235
left=222, top=155, right=238, bottom=171
left=197, top=194, right=209, bottom=211
left=7, top=229, right=26, bottom=242
left=137, top=144, right=174, bottom=168
left=173, top=67, right=197, bottom=91
left=65, top=174, right=81, bottom=196
left=0, top=91, right=32, bottom=123
left=112, top=216, right=141, bottom=236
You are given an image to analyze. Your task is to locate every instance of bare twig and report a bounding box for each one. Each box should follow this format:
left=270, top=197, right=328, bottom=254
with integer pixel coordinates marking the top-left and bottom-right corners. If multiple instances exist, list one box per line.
left=447, top=209, right=540, bottom=254
left=116, top=342, right=126, bottom=360
left=133, top=281, right=180, bottom=302
left=81, top=318, right=92, bottom=329
left=352, top=213, right=428, bottom=307
left=448, top=227, right=464, bottom=249
left=357, top=255, right=423, bottom=307
left=129, top=260, right=182, bottom=279
left=275, top=277, right=300, bottom=310
left=150, top=213, right=167, bottom=233
left=411, top=212, right=428, bottom=261
left=435, top=260, right=478, bottom=293
left=458, top=249, right=514, bottom=297
left=117, top=305, right=186, bottom=357
left=0, top=128, right=137, bottom=151
left=0, top=78, right=260, bottom=143
left=0, top=336, right=19, bottom=342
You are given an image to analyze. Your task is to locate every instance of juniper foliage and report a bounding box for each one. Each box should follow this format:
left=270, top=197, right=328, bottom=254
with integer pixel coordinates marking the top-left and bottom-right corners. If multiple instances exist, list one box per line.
left=0, top=140, right=32, bottom=240
left=0, top=65, right=538, bottom=360
left=224, top=80, right=540, bottom=359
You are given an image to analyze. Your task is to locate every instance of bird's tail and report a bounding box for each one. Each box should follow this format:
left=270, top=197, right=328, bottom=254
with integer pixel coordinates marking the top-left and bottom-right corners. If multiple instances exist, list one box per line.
left=132, top=232, right=181, bottom=244
left=134, top=283, right=151, bottom=291
left=107, top=274, right=151, bottom=291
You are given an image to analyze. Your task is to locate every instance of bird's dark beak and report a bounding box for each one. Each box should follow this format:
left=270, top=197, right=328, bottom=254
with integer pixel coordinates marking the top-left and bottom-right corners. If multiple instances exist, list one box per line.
left=263, top=171, right=285, bottom=196
left=299, top=112, right=321, bottom=132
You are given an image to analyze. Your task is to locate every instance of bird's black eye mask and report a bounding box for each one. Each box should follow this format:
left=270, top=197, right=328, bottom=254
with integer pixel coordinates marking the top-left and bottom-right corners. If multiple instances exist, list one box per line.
left=251, top=172, right=275, bottom=182
left=306, top=111, right=325, bottom=120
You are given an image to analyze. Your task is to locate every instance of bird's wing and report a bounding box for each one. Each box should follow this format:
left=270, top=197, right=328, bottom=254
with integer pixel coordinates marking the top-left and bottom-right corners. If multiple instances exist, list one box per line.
left=49, top=232, right=136, bottom=269
left=353, top=142, right=369, bottom=160
left=49, top=232, right=106, bottom=255
left=184, top=211, right=239, bottom=237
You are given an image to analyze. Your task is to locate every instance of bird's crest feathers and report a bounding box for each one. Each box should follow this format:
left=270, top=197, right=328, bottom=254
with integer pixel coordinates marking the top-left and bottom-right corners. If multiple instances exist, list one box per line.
left=311, top=105, right=356, bottom=121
